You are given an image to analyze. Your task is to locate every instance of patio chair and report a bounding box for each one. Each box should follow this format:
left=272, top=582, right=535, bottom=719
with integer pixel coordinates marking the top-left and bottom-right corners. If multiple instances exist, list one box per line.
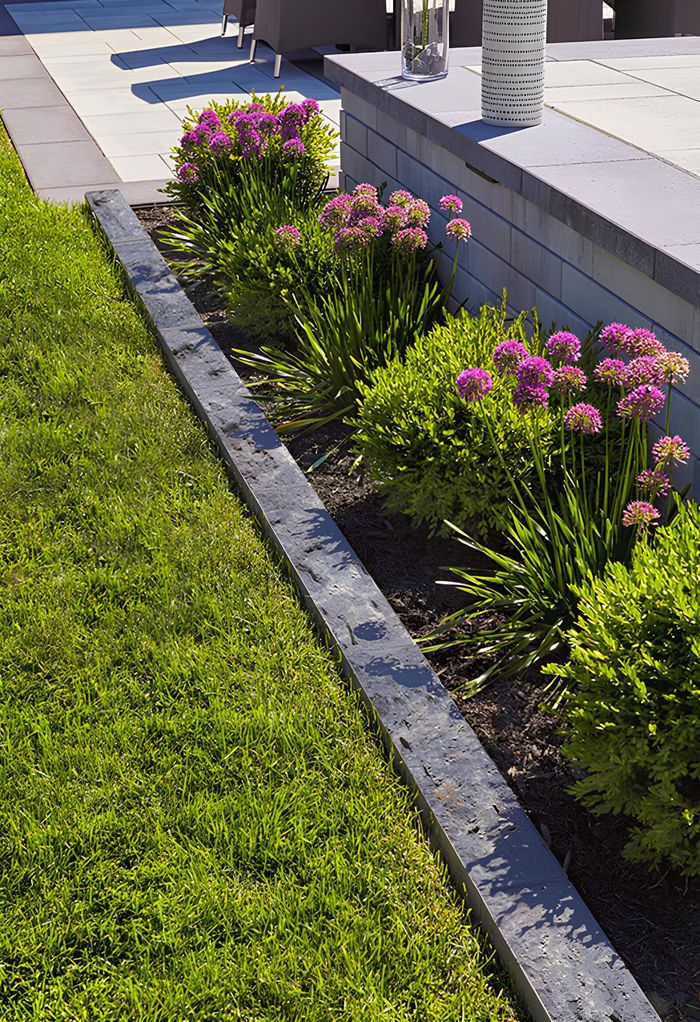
left=613, top=0, right=700, bottom=37
left=222, top=0, right=257, bottom=47
left=250, top=0, right=388, bottom=77
left=450, top=0, right=603, bottom=46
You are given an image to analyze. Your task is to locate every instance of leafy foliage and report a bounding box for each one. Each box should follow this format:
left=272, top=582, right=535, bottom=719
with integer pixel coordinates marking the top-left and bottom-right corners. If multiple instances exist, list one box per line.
left=549, top=502, right=700, bottom=876
left=355, top=301, right=552, bottom=536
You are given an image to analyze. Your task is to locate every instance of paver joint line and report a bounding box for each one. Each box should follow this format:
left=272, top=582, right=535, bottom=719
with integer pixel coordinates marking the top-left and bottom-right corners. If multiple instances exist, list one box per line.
left=87, top=186, right=661, bottom=1022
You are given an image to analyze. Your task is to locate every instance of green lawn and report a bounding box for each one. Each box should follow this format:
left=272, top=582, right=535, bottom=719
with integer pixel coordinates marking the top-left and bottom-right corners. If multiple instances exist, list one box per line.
left=0, top=123, right=518, bottom=1021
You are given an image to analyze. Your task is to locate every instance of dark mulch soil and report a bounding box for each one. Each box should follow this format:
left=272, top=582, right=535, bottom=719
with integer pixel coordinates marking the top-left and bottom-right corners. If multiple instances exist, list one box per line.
left=136, top=203, right=700, bottom=1022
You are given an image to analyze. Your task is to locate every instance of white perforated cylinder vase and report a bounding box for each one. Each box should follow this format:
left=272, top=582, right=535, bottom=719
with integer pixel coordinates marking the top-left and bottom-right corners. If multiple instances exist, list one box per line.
left=481, top=0, right=548, bottom=128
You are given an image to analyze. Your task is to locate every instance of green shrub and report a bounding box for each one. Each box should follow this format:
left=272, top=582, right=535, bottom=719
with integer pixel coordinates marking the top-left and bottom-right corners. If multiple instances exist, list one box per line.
left=355, top=301, right=550, bottom=536
left=549, top=501, right=700, bottom=876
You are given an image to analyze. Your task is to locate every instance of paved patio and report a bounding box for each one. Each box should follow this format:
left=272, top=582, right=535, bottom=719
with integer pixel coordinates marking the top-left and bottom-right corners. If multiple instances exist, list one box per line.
left=0, top=0, right=341, bottom=202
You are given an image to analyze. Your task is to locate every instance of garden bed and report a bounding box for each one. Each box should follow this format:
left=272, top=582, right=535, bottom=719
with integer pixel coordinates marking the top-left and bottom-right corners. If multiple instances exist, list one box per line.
left=137, top=201, right=699, bottom=1022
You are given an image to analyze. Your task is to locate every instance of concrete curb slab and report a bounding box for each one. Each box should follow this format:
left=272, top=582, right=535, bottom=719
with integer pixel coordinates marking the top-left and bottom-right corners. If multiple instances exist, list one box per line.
left=87, top=187, right=661, bottom=1022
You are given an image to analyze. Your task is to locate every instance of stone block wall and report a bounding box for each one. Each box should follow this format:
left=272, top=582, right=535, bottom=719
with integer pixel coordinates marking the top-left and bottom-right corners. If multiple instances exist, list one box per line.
left=339, top=87, right=700, bottom=493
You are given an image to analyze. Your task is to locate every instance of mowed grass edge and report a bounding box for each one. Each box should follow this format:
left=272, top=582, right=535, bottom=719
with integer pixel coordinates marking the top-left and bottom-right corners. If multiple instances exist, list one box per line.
left=0, top=122, right=519, bottom=1022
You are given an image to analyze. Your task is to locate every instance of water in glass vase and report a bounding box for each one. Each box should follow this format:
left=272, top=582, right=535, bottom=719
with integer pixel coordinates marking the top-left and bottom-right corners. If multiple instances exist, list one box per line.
left=401, top=0, right=449, bottom=81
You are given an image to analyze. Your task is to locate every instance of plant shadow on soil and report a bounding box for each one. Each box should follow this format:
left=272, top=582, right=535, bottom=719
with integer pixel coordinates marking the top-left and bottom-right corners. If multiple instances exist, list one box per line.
left=137, top=205, right=699, bottom=1022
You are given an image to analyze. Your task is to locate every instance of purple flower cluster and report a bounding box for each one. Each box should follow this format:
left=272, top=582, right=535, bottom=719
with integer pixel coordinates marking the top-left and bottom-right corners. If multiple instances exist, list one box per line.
left=445, top=218, right=472, bottom=243
left=493, top=339, right=528, bottom=375
left=546, top=331, right=581, bottom=365
left=455, top=367, right=493, bottom=403
left=317, top=185, right=464, bottom=258
left=439, top=193, right=463, bottom=215
left=564, top=402, right=602, bottom=435
left=552, top=365, right=587, bottom=397
left=515, top=356, right=555, bottom=388
left=177, top=162, right=199, bottom=184
left=274, top=224, right=301, bottom=249
left=617, top=384, right=666, bottom=421
left=622, top=500, right=661, bottom=533
left=652, top=435, right=690, bottom=466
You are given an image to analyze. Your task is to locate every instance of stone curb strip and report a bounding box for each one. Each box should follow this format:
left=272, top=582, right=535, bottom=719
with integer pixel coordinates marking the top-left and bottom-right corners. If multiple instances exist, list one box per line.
left=87, top=187, right=661, bottom=1022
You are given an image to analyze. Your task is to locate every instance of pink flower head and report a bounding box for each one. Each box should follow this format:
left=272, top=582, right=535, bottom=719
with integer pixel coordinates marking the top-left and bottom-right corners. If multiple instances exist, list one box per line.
left=515, top=356, right=554, bottom=388
left=652, top=435, right=690, bottom=467
left=333, top=226, right=370, bottom=257
left=622, top=356, right=663, bottom=390
left=656, top=350, right=690, bottom=385
left=406, top=198, right=431, bottom=227
left=455, top=367, right=493, bottom=403
left=439, top=193, right=463, bottom=215
left=274, top=224, right=301, bottom=249
left=283, top=137, right=305, bottom=158
left=617, top=384, right=665, bottom=421
left=599, top=322, right=634, bottom=353
left=384, top=204, right=409, bottom=231
left=564, top=402, right=602, bottom=435
left=545, top=331, right=581, bottom=365
left=353, top=182, right=378, bottom=199
left=349, top=192, right=383, bottom=218
left=627, top=328, right=665, bottom=358
left=319, top=193, right=352, bottom=229
left=513, top=384, right=549, bottom=412
left=198, top=108, right=221, bottom=127
left=209, top=130, right=232, bottom=153
left=388, top=189, right=414, bottom=208
left=622, top=500, right=661, bottom=534
left=445, top=218, right=472, bottom=242
left=552, top=365, right=587, bottom=397
left=177, top=161, right=199, bottom=184
left=637, top=468, right=671, bottom=499
left=356, top=215, right=384, bottom=238
left=493, top=339, right=528, bottom=376
left=593, top=358, right=626, bottom=386
left=301, top=97, right=319, bottom=121
left=255, top=112, right=280, bottom=136
left=391, top=227, right=428, bottom=254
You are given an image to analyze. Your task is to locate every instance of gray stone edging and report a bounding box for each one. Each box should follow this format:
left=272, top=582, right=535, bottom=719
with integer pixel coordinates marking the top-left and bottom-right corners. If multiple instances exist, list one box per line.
left=323, top=45, right=700, bottom=310
left=86, top=186, right=661, bottom=1022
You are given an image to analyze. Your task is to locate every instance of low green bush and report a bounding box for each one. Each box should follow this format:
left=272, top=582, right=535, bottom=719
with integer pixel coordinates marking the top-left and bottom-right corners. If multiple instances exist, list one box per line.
left=355, top=301, right=551, bottom=536
left=549, top=501, right=700, bottom=876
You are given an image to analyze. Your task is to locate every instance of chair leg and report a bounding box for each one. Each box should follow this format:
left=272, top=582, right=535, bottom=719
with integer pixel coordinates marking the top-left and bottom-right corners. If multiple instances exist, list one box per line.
left=221, top=13, right=228, bottom=35
left=237, top=24, right=245, bottom=48
left=274, top=52, right=282, bottom=77
left=250, top=38, right=257, bottom=63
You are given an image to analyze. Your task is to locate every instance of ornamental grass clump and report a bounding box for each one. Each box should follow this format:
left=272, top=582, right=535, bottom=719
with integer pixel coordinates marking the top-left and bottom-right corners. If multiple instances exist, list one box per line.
left=355, top=300, right=552, bottom=537
left=239, top=187, right=471, bottom=429
left=548, top=502, right=700, bottom=876
left=435, top=323, right=692, bottom=693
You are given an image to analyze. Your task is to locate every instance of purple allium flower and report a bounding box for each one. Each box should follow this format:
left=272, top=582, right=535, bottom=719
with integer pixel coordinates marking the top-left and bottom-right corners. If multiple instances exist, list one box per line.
left=515, top=355, right=555, bottom=388
left=455, top=367, right=493, bottom=403
left=439, top=193, right=463, bottom=215
left=564, top=402, right=603, bottom=435
left=493, top=339, right=529, bottom=376
left=301, top=97, right=319, bottom=121
left=406, top=198, right=431, bottom=227
left=622, top=500, right=661, bottom=533
left=356, top=215, right=384, bottom=238
left=280, top=102, right=305, bottom=129
left=388, top=189, right=414, bottom=208
left=627, top=328, right=665, bottom=358
left=445, top=217, right=472, bottom=242
left=384, top=204, right=409, bottom=231
left=255, top=112, right=280, bottom=135
left=513, top=383, right=549, bottom=412
left=652, top=434, right=690, bottom=467
left=198, top=108, right=221, bottom=127
left=180, top=130, right=201, bottom=149
left=333, top=226, right=370, bottom=257
left=600, top=322, right=634, bottom=353
left=177, top=161, right=199, bottom=184
left=617, top=384, right=665, bottom=421
left=246, top=102, right=265, bottom=113
left=353, top=182, right=379, bottom=199
left=319, top=193, right=352, bottom=229
left=622, top=355, right=664, bottom=390
left=637, top=468, right=671, bottom=499
left=593, top=358, right=626, bottom=386
left=209, top=130, right=232, bottom=153
left=656, top=350, right=690, bottom=385
left=349, top=192, right=383, bottom=217
left=545, top=331, right=581, bottom=365
left=274, top=224, right=301, bottom=249
left=241, top=134, right=263, bottom=158
left=283, top=137, right=306, bottom=158
left=391, top=227, right=428, bottom=254
left=552, top=365, right=587, bottom=397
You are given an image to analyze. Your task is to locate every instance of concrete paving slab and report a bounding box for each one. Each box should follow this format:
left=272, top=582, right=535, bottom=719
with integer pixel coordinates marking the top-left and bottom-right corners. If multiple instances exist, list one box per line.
left=110, top=152, right=173, bottom=180
left=548, top=94, right=700, bottom=155
left=98, top=129, right=183, bottom=158
left=542, top=59, right=630, bottom=87
left=0, top=33, right=30, bottom=52
left=82, top=107, right=182, bottom=135
left=0, top=51, right=45, bottom=77
left=658, top=149, right=700, bottom=178
left=2, top=102, right=91, bottom=143
left=595, top=53, right=700, bottom=71
left=68, top=86, right=162, bottom=115
left=19, top=138, right=118, bottom=187
left=543, top=81, right=668, bottom=102
left=0, top=75, right=65, bottom=107
left=620, top=65, right=700, bottom=101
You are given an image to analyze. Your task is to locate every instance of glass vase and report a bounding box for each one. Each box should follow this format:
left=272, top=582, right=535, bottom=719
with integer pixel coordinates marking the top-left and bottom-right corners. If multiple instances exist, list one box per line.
left=401, top=0, right=449, bottom=82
